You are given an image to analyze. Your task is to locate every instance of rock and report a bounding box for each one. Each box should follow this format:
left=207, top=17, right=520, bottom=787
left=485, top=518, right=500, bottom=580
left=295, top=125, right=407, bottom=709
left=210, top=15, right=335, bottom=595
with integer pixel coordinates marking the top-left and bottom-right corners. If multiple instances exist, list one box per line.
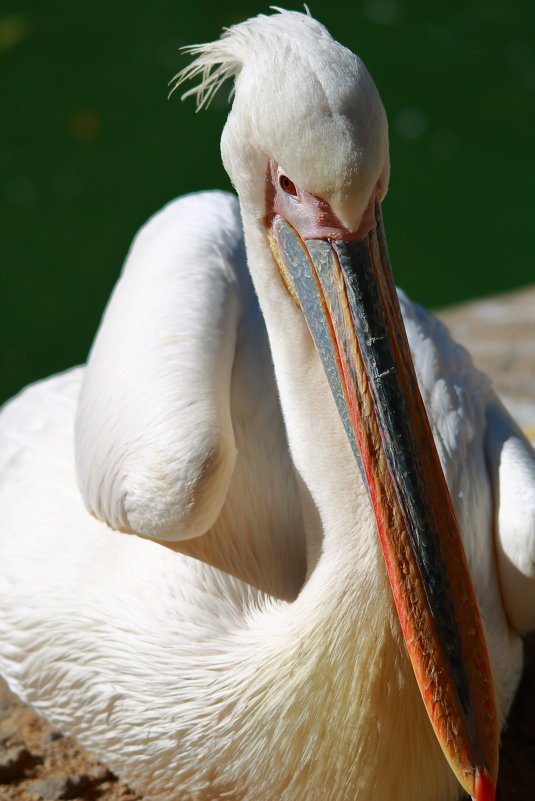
left=0, top=745, right=34, bottom=782
left=25, top=777, right=70, bottom=800
left=41, top=730, right=64, bottom=746
left=7, top=706, right=39, bottom=735
left=87, top=763, right=114, bottom=781
left=25, top=774, right=87, bottom=800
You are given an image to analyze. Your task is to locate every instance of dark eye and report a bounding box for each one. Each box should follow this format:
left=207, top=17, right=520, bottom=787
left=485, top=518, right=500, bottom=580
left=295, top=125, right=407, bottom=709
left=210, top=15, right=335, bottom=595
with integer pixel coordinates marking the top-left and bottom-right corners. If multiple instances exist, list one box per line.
left=279, top=174, right=297, bottom=196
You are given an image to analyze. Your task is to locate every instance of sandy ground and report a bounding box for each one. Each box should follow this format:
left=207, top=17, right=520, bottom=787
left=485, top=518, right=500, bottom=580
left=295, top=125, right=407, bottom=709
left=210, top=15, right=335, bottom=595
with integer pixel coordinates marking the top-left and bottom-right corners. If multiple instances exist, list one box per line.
left=1, top=285, right=534, bottom=801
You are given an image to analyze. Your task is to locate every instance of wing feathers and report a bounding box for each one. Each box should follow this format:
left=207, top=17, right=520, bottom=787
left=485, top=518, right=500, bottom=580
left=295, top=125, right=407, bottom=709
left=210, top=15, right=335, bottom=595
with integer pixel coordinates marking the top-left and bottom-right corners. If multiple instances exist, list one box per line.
left=75, top=192, right=245, bottom=541
left=485, top=400, right=535, bottom=634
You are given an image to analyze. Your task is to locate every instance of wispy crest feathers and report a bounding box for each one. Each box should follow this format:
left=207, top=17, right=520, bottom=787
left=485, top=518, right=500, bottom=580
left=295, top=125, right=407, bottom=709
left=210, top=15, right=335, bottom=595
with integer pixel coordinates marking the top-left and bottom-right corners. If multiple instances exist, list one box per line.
left=169, top=9, right=327, bottom=111
left=170, top=38, right=240, bottom=111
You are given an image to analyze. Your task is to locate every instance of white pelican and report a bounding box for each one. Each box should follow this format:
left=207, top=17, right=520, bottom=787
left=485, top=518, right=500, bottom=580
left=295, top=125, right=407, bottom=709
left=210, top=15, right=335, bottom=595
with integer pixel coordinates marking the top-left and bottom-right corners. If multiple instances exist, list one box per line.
left=1, top=10, right=534, bottom=801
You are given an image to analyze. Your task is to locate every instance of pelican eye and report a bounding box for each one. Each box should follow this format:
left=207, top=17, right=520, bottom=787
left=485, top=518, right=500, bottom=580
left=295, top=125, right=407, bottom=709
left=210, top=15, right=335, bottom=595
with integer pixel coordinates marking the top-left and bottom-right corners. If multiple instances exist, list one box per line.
left=279, top=175, right=297, bottom=196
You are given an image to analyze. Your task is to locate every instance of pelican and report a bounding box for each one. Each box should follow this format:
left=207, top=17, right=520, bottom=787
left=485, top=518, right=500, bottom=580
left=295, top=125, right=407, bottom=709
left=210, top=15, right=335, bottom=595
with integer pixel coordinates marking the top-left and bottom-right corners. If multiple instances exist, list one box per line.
left=0, top=10, right=534, bottom=801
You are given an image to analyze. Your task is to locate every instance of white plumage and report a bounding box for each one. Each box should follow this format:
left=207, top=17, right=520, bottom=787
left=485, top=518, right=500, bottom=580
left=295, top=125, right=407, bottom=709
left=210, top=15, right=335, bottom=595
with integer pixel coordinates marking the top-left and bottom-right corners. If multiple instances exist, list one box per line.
left=1, top=10, right=534, bottom=801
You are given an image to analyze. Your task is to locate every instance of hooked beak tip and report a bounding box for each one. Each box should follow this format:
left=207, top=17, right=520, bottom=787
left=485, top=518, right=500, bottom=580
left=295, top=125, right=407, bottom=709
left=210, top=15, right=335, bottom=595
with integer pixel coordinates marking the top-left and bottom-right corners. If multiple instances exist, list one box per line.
left=473, top=768, right=496, bottom=801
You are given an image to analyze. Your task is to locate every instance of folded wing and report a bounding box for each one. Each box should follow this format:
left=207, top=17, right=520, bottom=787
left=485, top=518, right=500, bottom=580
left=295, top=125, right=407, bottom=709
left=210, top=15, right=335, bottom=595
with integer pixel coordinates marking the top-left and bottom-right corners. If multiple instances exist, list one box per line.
left=75, top=191, right=305, bottom=599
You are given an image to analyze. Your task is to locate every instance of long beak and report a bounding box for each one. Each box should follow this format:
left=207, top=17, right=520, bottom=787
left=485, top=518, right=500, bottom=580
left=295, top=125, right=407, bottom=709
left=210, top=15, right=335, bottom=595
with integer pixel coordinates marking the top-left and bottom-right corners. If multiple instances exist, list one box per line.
left=269, top=206, right=498, bottom=801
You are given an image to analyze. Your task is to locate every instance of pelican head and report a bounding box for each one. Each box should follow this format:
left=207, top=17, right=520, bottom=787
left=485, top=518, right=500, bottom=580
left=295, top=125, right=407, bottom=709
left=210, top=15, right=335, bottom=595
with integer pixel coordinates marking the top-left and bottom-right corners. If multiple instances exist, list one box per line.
left=174, top=11, right=498, bottom=800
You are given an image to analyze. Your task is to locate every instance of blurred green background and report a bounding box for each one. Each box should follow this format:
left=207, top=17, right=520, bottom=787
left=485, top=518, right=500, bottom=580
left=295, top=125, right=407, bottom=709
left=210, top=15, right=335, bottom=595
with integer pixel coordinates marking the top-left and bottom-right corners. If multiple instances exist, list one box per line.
left=1, top=0, right=534, bottom=403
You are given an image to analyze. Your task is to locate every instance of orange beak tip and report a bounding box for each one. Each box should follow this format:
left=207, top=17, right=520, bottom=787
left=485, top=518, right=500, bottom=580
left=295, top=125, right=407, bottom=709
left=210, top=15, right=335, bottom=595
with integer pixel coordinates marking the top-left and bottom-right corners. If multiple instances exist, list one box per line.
left=473, top=768, right=496, bottom=801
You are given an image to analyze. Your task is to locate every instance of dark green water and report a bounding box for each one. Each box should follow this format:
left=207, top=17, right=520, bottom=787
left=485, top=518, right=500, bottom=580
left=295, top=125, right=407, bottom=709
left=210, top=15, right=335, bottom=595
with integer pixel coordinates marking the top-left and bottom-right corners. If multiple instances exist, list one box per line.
left=1, top=1, right=534, bottom=402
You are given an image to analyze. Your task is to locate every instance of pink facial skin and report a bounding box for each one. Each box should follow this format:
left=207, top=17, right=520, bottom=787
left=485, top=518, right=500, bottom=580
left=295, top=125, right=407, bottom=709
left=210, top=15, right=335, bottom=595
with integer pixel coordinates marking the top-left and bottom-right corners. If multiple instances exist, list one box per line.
left=265, top=159, right=378, bottom=242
